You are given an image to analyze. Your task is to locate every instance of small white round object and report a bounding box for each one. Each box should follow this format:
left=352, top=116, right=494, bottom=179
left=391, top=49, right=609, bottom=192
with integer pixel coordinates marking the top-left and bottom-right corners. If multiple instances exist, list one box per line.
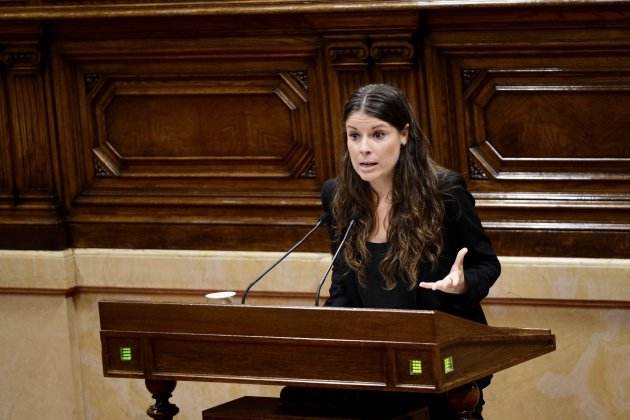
left=205, top=291, right=236, bottom=300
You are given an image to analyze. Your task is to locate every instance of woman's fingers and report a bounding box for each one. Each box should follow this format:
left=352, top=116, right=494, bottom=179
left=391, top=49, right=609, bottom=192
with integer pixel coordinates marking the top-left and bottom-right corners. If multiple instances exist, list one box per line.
left=419, top=249, right=468, bottom=294
left=451, top=248, right=468, bottom=273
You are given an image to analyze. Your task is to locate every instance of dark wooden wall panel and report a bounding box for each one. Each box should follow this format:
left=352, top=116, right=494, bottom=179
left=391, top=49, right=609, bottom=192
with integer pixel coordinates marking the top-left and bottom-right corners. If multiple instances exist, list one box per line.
left=0, top=22, right=68, bottom=249
left=92, top=75, right=310, bottom=177
left=423, top=11, right=630, bottom=257
left=43, top=30, right=330, bottom=250
left=0, top=71, right=12, bottom=196
left=0, top=2, right=629, bottom=257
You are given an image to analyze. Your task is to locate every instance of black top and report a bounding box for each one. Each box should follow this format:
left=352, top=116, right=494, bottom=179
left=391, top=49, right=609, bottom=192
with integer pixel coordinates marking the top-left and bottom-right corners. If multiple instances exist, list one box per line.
left=321, top=170, right=501, bottom=326
left=361, top=242, right=417, bottom=309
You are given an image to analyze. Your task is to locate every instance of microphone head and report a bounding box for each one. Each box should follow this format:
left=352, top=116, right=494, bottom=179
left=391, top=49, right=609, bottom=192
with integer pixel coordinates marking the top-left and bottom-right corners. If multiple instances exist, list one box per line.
left=319, top=210, right=333, bottom=227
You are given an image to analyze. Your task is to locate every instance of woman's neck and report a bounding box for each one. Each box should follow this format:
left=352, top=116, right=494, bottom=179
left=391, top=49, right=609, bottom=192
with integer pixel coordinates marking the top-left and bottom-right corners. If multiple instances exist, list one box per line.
left=368, top=189, right=392, bottom=243
left=369, top=178, right=392, bottom=202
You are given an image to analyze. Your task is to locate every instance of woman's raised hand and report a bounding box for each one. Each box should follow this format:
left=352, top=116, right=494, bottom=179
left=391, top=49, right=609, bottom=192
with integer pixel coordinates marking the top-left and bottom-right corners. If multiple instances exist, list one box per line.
left=419, top=248, right=468, bottom=294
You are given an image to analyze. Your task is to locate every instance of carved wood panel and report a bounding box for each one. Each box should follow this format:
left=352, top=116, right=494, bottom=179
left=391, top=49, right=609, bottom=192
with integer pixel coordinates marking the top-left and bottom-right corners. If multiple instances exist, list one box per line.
left=0, top=69, right=12, bottom=197
left=40, top=30, right=338, bottom=249
left=1, top=39, right=54, bottom=197
left=425, top=19, right=630, bottom=256
left=0, top=24, right=68, bottom=249
left=90, top=73, right=313, bottom=179
left=0, top=4, right=629, bottom=256
left=465, top=68, right=630, bottom=181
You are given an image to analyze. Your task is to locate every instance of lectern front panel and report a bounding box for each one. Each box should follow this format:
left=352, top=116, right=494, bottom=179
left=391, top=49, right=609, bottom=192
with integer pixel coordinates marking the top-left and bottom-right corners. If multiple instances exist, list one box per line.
left=150, top=336, right=387, bottom=384
left=99, top=302, right=555, bottom=393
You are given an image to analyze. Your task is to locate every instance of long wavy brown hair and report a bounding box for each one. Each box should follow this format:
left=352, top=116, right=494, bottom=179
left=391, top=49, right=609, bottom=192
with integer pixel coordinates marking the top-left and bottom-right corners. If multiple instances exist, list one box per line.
left=332, top=84, right=444, bottom=289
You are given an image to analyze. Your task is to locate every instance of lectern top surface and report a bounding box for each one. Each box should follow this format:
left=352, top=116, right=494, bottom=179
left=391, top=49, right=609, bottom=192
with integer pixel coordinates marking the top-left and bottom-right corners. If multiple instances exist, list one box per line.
left=99, top=300, right=549, bottom=344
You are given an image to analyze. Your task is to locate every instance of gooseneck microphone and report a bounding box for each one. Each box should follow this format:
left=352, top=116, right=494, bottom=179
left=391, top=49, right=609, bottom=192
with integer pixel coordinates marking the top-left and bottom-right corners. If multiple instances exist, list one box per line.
left=314, top=217, right=356, bottom=306
left=241, top=212, right=330, bottom=304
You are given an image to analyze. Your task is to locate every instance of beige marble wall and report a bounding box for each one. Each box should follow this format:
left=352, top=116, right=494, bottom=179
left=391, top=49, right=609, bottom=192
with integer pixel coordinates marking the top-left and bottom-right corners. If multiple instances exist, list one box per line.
left=0, top=295, right=83, bottom=420
left=0, top=249, right=76, bottom=289
left=72, top=249, right=332, bottom=293
left=483, top=305, right=629, bottom=419
left=1, top=249, right=629, bottom=419
left=489, top=256, right=630, bottom=301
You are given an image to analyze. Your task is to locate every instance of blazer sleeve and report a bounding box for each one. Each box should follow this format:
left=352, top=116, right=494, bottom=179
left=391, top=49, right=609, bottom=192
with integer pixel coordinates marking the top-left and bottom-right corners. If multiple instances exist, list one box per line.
left=320, top=179, right=359, bottom=307
left=325, top=260, right=356, bottom=307
left=441, top=172, right=501, bottom=310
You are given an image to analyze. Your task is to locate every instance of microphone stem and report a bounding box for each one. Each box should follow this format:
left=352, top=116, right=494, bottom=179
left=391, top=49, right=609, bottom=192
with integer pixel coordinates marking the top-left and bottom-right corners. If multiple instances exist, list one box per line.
left=315, top=219, right=355, bottom=306
left=241, top=219, right=323, bottom=304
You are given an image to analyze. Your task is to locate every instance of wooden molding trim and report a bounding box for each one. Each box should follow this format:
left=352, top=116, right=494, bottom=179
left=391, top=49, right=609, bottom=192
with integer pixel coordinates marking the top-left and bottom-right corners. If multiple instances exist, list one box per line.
left=2, top=286, right=629, bottom=309
left=71, top=287, right=318, bottom=300
left=1, top=1, right=624, bottom=21
left=483, top=297, right=630, bottom=309
left=0, top=287, right=78, bottom=297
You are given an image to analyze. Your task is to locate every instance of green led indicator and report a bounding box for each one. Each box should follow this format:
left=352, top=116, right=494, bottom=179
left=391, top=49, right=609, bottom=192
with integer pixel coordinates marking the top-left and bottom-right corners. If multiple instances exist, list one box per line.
left=409, top=359, right=423, bottom=375
left=119, top=346, right=133, bottom=362
left=443, top=356, right=454, bottom=374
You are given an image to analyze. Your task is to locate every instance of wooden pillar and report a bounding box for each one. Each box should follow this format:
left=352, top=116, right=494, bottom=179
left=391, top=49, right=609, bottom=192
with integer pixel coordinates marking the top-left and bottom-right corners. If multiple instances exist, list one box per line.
left=446, top=382, right=481, bottom=420
left=145, top=379, right=179, bottom=420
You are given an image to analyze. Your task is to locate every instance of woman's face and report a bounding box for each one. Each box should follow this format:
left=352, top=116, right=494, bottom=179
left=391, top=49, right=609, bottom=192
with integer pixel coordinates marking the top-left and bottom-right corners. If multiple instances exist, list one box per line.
left=345, top=111, right=408, bottom=192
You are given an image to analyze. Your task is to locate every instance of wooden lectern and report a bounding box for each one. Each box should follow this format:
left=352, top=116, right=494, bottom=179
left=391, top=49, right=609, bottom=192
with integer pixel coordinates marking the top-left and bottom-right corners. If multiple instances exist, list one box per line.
left=99, top=301, right=555, bottom=419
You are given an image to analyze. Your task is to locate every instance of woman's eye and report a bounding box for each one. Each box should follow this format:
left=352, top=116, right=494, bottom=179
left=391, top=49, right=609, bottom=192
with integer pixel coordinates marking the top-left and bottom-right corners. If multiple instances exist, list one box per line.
left=373, top=131, right=386, bottom=140
left=348, top=132, right=360, bottom=141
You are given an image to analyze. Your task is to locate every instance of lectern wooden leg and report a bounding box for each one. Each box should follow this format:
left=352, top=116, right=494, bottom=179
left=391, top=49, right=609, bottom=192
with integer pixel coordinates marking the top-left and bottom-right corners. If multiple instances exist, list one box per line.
left=446, top=382, right=481, bottom=420
left=145, top=379, right=180, bottom=420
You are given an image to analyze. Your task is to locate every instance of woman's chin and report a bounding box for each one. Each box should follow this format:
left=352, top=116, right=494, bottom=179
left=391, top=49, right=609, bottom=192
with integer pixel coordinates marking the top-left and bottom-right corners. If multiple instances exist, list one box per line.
left=357, top=173, right=376, bottom=183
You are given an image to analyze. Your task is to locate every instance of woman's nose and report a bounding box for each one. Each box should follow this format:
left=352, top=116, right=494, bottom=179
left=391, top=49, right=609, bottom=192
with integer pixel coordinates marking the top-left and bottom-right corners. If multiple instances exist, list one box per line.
left=358, top=136, right=371, bottom=154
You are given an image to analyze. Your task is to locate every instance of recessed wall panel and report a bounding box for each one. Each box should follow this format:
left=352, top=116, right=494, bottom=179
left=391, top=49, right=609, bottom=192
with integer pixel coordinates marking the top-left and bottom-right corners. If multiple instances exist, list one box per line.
left=106, top=93, right=292, bottom=158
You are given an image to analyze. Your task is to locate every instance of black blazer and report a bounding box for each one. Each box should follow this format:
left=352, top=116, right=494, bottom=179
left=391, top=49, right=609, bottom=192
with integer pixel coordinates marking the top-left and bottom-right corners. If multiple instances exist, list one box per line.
left=321, top=170, right=500, bottom=326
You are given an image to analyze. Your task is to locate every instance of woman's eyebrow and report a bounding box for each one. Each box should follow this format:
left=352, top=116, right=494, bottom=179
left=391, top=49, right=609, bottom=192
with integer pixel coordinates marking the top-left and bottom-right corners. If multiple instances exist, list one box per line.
left=345, top=124, right=388, bottom=130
